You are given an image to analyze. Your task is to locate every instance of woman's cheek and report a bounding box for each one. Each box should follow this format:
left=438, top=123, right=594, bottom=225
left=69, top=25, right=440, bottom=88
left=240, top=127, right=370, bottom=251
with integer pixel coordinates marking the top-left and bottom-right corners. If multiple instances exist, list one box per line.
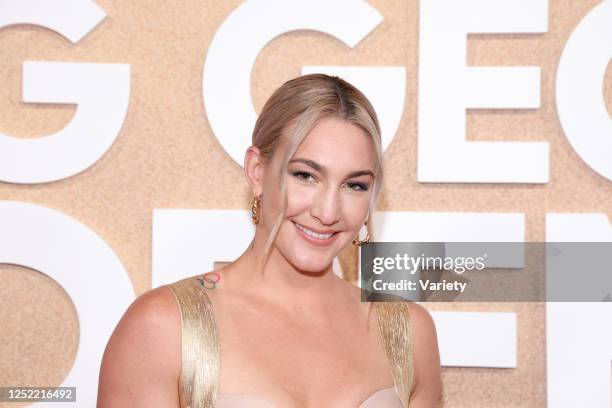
left=286, top=183, right=315, bottom=214
left=343, top=193, right=370, bottom=225
left=261, top=190, right=284, bottom=229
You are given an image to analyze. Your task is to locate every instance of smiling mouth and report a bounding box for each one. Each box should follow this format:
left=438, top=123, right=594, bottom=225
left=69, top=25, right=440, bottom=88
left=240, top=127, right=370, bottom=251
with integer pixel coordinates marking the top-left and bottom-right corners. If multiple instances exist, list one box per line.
left=292, top=221, right=338, bottom=240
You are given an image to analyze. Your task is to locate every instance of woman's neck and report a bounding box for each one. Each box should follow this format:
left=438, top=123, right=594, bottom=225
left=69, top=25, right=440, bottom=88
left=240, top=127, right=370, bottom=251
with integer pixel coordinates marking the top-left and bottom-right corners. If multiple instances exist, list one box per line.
left=221, top=236, right=350, bottom=314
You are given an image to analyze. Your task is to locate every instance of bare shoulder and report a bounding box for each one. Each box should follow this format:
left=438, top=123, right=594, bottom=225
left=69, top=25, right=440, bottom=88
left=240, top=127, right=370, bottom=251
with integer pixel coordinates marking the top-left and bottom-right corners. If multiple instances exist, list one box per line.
left=404, top=302, right=437, bottom=340
left=97, top=285, right=181, bottom=408
left=405, top=302, right=442, bottom=407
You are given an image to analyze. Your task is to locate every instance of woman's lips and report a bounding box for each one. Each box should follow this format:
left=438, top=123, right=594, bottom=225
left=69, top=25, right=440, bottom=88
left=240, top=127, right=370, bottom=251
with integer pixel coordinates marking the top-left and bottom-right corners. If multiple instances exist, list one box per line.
left=292, top=221, right=339, bottom=246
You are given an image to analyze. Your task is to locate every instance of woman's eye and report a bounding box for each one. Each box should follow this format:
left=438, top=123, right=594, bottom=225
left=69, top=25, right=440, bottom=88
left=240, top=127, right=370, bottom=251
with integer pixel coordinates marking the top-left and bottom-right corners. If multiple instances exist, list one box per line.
left=346, top=182, right=369, bottom=192
left=292, top=171, right=315, bottom=182
left=291, top=171, right=368, bottom=191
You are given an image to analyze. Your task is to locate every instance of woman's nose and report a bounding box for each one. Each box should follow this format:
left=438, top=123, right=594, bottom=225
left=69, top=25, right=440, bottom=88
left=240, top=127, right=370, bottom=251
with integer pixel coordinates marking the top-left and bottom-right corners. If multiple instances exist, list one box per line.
left=310, top=185, right=341, bottom=226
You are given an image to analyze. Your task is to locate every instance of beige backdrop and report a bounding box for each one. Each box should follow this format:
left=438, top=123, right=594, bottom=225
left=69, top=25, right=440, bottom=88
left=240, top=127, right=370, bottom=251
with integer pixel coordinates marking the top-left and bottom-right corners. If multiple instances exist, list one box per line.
left=1, top=0, right=611, bottom=407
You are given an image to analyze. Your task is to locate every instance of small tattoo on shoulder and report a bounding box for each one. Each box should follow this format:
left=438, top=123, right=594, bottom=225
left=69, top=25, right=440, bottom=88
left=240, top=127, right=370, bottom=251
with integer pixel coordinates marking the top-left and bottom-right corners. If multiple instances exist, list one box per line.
left=196, top=272, right=221, bottom=289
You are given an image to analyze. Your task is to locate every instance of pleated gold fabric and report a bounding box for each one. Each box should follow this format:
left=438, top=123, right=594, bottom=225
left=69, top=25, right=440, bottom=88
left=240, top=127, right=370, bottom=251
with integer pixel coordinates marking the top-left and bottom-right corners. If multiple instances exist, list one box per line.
left=166, top=276, right=220, bottom=408
left=166, top=276, right=413, bottom=408
left=374, top=302, right=414, bottom=408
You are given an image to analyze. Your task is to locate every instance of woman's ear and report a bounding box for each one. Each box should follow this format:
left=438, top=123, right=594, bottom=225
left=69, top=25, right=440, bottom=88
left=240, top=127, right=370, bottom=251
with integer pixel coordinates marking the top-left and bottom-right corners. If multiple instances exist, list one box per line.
left=244, top=146, right=264, bottom=196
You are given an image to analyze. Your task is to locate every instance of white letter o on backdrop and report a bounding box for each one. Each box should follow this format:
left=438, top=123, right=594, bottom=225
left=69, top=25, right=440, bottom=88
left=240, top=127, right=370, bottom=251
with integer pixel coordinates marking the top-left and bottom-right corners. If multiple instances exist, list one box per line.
left=0, top=201, right=134, bottom=407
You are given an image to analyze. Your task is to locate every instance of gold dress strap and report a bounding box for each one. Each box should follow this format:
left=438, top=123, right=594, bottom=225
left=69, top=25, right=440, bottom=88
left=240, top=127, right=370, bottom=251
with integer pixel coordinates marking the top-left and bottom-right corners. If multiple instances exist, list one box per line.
left=166, top=277, right=220, bottom=408
left=167, top=276, right=413, bottom=408
left=375, top=302, right=414, bottom=408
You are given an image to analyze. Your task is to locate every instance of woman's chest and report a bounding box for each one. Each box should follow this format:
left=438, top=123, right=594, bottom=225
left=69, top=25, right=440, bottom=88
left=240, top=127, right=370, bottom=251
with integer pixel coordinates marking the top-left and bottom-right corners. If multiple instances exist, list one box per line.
left=216, top=303, right=394, bottom=404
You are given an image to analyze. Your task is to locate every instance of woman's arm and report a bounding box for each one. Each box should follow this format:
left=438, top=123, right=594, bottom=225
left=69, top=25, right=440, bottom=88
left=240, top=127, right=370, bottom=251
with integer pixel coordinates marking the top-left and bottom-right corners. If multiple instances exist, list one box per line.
left=97, top=287, right=181, bottom=407
left=407, top=303, right=442, bottom=407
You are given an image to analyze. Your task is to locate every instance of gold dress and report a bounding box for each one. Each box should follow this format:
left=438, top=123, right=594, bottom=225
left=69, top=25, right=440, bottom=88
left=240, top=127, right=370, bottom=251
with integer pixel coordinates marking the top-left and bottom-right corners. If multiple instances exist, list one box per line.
left=165, top=276, right=413, bottom=408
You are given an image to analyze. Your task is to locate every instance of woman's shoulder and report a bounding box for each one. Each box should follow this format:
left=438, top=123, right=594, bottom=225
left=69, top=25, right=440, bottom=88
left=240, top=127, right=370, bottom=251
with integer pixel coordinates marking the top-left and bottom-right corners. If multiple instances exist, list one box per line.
left=162, top=272, right=222, bottom=306
left=362, top=289, right=434, bottom=323
left=107, top=283, right=184, bottom=357
left=403, top=301, right=435, bottom=330
left=97, top=284, right=183, bottom=405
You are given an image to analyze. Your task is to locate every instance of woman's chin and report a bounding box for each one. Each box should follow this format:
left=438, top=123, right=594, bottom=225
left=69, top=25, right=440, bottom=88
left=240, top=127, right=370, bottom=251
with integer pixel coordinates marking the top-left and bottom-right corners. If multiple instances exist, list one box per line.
left=287, top=256, right=334, bottom=275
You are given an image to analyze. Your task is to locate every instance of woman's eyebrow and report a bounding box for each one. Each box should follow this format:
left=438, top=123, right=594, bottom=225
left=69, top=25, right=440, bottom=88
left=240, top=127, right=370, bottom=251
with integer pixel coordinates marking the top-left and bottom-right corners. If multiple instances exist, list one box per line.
left=289, top=157, right=374, bottom=178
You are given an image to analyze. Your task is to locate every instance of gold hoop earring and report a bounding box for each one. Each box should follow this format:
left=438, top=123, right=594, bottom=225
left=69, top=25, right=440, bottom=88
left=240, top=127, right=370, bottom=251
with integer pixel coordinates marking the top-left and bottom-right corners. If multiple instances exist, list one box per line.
left=251, top=195, right=261, bottom=225
left=352, top=222, right=370, bottom=247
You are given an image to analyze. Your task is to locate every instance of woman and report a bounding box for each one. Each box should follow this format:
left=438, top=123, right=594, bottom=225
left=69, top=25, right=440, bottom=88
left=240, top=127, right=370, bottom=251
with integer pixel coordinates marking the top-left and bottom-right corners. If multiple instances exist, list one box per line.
left=97, top=74, right=441, bottom=407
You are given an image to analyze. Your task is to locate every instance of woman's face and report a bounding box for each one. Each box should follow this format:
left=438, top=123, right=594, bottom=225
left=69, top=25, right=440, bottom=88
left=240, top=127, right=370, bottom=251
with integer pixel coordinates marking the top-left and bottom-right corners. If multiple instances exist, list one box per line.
left=260, top=117, right=376, bottom=273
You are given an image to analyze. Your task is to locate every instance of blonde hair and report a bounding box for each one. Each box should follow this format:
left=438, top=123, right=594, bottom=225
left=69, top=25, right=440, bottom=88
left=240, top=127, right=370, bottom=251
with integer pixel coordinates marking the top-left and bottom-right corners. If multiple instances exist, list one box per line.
left=251, top=73, right=384, bottom=273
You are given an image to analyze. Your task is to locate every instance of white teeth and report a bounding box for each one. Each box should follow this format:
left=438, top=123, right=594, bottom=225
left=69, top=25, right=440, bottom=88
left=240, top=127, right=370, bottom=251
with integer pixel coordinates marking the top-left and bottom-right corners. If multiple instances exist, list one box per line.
left=294, top=223, right=334, bottom=240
